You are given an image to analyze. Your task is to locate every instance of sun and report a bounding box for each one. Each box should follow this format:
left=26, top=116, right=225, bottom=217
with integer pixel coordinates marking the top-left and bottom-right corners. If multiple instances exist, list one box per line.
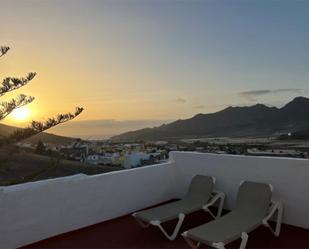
left=10, top=107, right=31, bottom=122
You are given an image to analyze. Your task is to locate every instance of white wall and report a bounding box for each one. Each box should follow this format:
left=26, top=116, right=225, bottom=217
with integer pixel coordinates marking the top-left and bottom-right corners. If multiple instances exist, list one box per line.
left=0, top=162, right=177, bottom=249
left=170, top=152, right=309, bottom=229
left=1, top=152, right=309, bottom=248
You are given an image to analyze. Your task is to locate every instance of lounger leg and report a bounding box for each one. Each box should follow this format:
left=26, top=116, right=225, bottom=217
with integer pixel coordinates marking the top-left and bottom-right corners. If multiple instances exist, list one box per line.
left=151, top=213, right=185, bottom=240
left=204, top=207, right=217, bottom=219
left=132, top=213, right=150, bottom=228
left=182, top=232, right=201, bottom=249
left=275, top=202, right=283, bottom=236
left=203, top=191, right=225, bottom=219
left=262, top=201, right=283, bottom=237
left=217, top=193, right=225, bottom=218
left=212, top=242, right=226, bottom=249
left=136, top=218, right=151, bottom=228
left=239, top=232, right=248, bottom=249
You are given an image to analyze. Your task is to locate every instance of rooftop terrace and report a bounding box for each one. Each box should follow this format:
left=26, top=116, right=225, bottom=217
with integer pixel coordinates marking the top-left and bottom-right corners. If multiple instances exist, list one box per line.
left=1, top=152, right=309, bottom=248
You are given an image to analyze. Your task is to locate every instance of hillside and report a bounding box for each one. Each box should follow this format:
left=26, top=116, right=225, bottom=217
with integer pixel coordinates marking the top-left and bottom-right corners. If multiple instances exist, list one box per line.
left=0, top=123, right=76, bottom=145
left=111, top=97, right=309, bottom=142
left=0, top=149, right=122, bottom=186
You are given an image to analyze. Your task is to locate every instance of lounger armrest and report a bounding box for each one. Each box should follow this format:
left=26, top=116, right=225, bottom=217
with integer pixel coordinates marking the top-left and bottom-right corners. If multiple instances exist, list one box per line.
left=203, top=190, right=225, bottom=218
left=262, top=200, right=283, bottom=236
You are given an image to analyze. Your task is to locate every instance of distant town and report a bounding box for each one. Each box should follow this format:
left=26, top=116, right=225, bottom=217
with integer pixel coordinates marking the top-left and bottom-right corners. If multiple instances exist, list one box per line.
left=16, top=134, right=309, bottom=171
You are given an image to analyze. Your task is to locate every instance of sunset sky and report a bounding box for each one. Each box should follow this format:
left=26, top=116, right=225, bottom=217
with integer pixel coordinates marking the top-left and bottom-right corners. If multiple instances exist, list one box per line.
left=1, top=0, right=309, bottom=138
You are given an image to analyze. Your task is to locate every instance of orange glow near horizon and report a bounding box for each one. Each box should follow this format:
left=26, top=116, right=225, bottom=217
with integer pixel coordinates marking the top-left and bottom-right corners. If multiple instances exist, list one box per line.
left=9, top=106, right=31, bottom=123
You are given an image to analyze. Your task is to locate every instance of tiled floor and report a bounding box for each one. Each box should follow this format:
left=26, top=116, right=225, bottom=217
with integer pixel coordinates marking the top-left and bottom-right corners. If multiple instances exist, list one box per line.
left=23, top=209, right=309, bottom=248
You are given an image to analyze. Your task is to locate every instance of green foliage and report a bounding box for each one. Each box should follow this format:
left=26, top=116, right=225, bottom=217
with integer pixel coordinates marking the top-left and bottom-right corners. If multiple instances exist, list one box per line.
left=0, top=94, right=35, bottom=120
left=0, top=46, right=9, bottom=57
left=31, top=107, right=84, bottom=132
left=10, top=107, right=84, bottom=142
left=0, top=73, right=37, bottom=97
left=35, top=140, right=46, bottom=154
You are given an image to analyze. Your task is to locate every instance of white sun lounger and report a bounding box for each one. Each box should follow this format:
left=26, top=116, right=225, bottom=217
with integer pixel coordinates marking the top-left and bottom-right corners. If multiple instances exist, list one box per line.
left=182, top=181, right=283, bottom=249
left=132, top=175, right=225, bottom=240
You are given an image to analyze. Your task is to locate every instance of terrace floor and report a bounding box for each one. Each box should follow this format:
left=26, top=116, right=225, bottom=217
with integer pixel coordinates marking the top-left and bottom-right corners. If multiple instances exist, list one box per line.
left=23, top=208, right=309, bottom=249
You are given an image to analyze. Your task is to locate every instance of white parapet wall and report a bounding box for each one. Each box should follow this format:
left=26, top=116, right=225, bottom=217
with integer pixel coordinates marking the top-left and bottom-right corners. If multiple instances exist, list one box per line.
left=170, top=151, right=309, bottom=230
left=1, top=152, right=309, bottom=248
left=0, top=162, right=177, bottom=249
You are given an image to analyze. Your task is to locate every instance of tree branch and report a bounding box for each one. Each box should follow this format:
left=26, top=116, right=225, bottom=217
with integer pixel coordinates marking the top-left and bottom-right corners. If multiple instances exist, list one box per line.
left=9, top=107, right=84, bottom=142
left=0, top=46, right=10, bottom=57
left=0, top=72, right=37, bottom=97
left=0, top=45, right=85, bottom=148
left=0, top=94, right=35, bottom=120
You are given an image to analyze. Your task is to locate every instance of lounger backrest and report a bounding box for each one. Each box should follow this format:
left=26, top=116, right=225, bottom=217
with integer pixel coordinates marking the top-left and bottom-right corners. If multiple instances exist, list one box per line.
left=235, top=181, right=272, bottom=218
left=184, top=175, right=214, bottom=204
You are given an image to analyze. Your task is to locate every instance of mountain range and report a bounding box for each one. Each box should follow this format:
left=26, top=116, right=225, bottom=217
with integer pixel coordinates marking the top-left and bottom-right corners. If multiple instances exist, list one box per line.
left=111, top=97, right=309, bottom=142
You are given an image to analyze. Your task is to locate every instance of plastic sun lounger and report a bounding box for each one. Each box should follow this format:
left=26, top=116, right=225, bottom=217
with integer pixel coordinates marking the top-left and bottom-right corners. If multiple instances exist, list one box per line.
left=182, top=181, right=283, bottom=249
left=132, top=175, right=225, bottom=240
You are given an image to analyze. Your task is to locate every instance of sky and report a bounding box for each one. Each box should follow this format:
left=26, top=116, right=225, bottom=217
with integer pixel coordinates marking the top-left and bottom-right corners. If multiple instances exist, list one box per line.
left=1, top=0, right=309, bottom=139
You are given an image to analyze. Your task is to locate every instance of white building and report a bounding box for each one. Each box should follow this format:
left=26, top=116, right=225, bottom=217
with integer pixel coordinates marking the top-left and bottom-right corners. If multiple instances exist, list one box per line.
left=123, top=152, right=150, bottom=169
left=86, top=153, right=120, bottom=165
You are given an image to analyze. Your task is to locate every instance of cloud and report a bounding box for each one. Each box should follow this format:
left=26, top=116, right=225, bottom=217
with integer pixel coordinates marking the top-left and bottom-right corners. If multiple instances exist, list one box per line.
left=174, top=98, right=186, bottom=103
left=193, top=105, right=205, bottom=109
left=239, top=89, right=303, bottom=101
